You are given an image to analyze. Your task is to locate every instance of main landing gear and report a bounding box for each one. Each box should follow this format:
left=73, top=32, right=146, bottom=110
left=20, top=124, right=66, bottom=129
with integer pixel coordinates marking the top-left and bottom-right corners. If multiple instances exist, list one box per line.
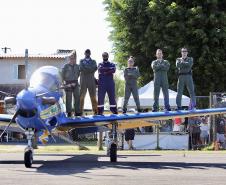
left=107, top=121, right=118, bottom=162
left=24, top=128, right=34, bottom=168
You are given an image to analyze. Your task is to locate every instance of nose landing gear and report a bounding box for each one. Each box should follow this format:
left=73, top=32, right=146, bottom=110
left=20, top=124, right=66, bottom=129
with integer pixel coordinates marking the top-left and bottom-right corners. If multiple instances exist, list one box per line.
left=24, top=149, right=33, bottom=168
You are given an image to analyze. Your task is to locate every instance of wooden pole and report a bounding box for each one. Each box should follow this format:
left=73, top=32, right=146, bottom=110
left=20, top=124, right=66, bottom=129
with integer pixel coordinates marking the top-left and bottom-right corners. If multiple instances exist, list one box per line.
left=156, top=122, right=160, bottom=150
left=98, top=131, right=103, bottom=150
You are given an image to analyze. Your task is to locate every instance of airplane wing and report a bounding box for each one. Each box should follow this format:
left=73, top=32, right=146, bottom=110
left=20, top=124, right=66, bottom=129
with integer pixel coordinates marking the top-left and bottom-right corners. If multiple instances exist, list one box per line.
left=57, top=107, right=226, bottom=130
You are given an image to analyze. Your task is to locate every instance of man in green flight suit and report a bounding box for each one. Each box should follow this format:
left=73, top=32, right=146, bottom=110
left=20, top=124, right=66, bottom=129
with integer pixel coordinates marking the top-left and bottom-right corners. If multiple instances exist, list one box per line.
left=123, top=56, right=141, bottom=113
left=79, top=49, right=98, bottom=115
left=176, top=47, right=196, bottom=110
left=151, top=49, right=171, bottom=112
left=62, top=50, right=81, bottom=117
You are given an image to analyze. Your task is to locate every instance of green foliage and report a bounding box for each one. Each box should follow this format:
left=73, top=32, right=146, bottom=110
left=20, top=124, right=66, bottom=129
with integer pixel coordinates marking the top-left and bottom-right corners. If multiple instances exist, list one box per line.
left=104, top=0, right=226, bottom=105
left=114, top=74, right=125, bottom=100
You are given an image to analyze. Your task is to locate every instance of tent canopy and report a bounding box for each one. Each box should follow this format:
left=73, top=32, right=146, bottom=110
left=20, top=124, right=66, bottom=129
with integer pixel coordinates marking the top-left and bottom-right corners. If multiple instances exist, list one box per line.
left=83, top=93, right=109, bottom=111
left=118, top=81, right=190, bottom=109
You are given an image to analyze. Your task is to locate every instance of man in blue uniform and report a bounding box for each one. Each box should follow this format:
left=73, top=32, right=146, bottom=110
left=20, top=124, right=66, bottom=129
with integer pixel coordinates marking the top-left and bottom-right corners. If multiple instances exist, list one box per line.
left=151, top=49, right=171, bottom=112
left=176, top=47, right=196, bottom=110
left=97, top=52, right=117, bottom=115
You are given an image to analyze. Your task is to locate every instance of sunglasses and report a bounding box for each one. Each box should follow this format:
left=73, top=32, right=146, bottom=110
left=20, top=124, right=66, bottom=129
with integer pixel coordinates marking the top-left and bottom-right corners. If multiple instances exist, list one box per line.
left=181, top=50, right=188, bottom=52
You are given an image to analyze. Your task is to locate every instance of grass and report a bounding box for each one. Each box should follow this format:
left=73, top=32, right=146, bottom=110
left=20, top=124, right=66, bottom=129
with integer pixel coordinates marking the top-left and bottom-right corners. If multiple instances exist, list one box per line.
left=202, top=143, right=215, bottom=151
left=0, top=141, right=103, bottom=154
left=1, top=143, right=226, bottom=154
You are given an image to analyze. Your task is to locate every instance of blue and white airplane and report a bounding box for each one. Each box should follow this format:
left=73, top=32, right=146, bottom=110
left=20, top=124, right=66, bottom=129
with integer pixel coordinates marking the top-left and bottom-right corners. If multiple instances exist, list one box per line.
left=1, top=61, right=226, bottom=168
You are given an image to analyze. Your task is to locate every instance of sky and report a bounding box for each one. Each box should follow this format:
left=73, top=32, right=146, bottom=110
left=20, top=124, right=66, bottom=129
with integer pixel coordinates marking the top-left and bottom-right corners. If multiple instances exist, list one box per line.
left=0, top=0, right=113, bottom=61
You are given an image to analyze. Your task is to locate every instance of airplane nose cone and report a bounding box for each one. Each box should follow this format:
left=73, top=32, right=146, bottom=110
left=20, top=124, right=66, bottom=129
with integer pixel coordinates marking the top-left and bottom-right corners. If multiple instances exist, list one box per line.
left=16, top=89, right=37, bottom=110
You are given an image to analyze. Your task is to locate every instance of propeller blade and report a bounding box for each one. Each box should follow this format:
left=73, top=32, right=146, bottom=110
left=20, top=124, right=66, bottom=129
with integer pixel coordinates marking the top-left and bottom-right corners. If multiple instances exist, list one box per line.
left=0, top=90, right=15, bottom=97
left=0, top=110, right=19, bottom=138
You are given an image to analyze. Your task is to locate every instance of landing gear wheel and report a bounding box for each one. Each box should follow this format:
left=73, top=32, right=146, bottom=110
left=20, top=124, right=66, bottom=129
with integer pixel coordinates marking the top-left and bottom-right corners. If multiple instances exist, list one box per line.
left=24, top=150, right=33, bottom=168
left=110, top=143, right=117, bottom=162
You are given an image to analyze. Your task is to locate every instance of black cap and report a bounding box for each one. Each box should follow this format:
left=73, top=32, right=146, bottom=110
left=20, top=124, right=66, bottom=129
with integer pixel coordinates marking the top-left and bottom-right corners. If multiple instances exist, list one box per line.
left=85, top=49, right=91, bottom=54
left=102, top=52, right=108, bottom=57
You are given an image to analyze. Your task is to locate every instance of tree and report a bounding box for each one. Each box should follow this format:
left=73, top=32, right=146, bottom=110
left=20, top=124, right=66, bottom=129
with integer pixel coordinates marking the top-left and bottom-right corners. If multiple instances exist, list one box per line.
left=103, top=74, right=124, bottom=106
left=104, top=0, right=226, bottom=107
left=114, top=74, right=125, bottom=100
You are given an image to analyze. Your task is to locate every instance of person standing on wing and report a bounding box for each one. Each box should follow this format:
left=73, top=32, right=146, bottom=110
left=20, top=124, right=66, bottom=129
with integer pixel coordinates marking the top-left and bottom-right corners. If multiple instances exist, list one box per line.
left=61, top=50, right=81, bottom=117
left=79, top=49, right=98, bottom=115
left=97, top=52, right=117, bottom=115
left=151, top=49, right=171, bottom=112
left=176, top=47, right=196, bottom=110
left=122, top=56, right=141, bottom=114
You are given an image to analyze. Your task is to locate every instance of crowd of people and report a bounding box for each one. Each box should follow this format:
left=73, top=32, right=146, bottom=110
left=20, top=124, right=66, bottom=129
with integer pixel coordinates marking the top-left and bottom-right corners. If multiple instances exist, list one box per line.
left=173, top=116, right=226, bottom=150
left=60, top=48, right=226, bottom=150
left=61, top=47, right=196, bottom=117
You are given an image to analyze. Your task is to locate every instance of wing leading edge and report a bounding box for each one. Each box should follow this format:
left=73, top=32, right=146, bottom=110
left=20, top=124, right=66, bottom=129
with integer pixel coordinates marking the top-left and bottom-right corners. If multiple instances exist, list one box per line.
left=57, top=107, right=226, bottom=129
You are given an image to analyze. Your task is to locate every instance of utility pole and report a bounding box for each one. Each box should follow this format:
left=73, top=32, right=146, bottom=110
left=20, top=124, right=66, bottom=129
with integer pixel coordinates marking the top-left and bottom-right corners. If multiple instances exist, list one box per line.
left=98, top=131, right=104, bottom=150
left=25, top=49, right=29, bottom=88
left=2, top=47, right=11, bottom=54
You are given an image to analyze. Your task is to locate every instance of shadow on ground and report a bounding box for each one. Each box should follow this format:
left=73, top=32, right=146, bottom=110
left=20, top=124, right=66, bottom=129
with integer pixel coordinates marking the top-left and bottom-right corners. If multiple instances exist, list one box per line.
left=1, top=153, right=226, bottom=176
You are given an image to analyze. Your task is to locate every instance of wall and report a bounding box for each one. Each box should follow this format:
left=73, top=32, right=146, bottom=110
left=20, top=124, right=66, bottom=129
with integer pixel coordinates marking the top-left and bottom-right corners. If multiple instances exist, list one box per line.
left=0, top=57, right=65, bottom=85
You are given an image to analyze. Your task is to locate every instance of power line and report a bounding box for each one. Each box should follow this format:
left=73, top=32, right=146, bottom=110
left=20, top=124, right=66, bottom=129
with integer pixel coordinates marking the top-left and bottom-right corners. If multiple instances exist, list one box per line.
left=1, top=47, right=11, bottom=54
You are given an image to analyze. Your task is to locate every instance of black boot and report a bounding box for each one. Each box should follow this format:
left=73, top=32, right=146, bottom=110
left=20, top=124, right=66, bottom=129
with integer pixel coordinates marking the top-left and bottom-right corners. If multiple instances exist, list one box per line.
left=97, top=111, right=103, bottom=115
left=122, top=108, right=127, bottom=114
left=165, top=107, right=171, bottom=112
left=67, top=112, right=72, bottom=117
left=176, top=107, right=182, bottom=111
left=75, top=113, right=82, bottom=117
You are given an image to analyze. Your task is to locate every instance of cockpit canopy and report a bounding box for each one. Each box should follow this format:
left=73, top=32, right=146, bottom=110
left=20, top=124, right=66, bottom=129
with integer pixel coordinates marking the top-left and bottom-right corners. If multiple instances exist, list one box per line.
left=30, top=66, right=62, bottom=91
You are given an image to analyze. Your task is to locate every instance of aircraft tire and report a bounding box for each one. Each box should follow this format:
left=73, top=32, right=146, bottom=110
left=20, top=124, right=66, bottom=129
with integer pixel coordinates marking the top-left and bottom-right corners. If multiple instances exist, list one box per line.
left=24, top=150, right=33, bottom=168
left=110, top=143, right=117, bottom=162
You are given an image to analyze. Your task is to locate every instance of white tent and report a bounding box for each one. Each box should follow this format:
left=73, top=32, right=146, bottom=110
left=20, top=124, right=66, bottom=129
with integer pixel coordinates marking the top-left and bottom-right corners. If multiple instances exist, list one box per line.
left=117, top=81, right=190, bottom=109
left=83, top=93, right=93, bottom=110
left=83, top=93, right=109, bottom=110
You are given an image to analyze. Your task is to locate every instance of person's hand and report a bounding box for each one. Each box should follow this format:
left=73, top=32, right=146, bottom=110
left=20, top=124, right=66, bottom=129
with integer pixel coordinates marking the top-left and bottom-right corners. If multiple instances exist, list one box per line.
left=66, top=84, right=72, bottom=88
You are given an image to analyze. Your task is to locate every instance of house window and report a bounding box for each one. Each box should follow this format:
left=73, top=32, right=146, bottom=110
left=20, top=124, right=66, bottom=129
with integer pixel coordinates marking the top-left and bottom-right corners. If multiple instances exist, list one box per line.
left=18, top=65, right=26, bottom=79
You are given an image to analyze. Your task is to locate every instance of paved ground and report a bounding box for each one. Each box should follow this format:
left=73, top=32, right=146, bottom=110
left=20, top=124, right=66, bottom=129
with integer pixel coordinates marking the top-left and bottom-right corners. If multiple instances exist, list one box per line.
left=0, top=152, right=226, bottom=185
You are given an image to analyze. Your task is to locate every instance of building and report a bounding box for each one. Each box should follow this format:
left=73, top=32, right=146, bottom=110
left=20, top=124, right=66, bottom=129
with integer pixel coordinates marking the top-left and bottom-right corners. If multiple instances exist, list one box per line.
left=0, top=50, right=71, bottom=100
